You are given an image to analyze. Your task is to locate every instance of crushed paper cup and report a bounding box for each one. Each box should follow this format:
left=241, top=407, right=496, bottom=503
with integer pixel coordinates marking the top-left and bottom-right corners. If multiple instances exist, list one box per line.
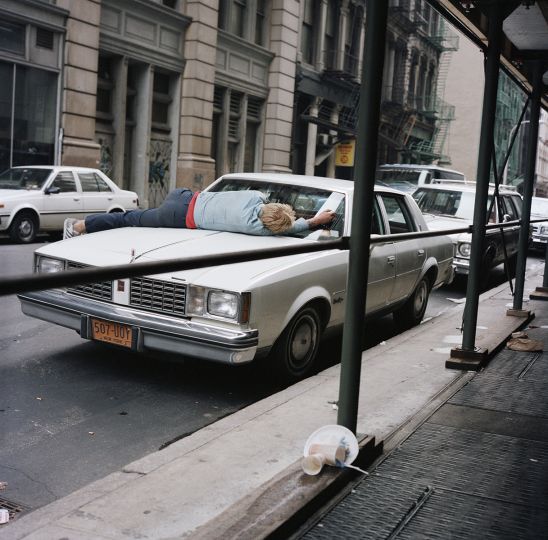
left=507, top=337, right=543, bottom=352
left=302, top=424, right=359, bottom=476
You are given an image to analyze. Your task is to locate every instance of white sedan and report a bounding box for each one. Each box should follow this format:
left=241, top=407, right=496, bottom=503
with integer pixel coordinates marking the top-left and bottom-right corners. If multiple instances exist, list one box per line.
left=0, top=166, right=139, bottom=243
left=18, top=173, right=454, bottom=382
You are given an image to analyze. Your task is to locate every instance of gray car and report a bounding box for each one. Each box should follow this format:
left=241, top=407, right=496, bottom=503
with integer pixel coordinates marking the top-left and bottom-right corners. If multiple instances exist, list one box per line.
left=413, top=183, right=524, bottom=284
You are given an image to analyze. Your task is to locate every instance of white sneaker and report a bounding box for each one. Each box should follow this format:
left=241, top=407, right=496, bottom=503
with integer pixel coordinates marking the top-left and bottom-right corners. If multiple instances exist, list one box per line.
left=63, top=218, right=80, bottom=239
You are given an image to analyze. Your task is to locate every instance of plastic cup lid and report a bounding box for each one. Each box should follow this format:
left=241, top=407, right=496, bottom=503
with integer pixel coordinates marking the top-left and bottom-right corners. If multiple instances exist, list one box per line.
left=303, top=424, right=359, bottom=465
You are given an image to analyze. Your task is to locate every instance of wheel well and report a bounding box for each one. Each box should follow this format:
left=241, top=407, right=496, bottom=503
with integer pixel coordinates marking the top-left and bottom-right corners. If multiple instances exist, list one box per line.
left=424, top=266, right=437, bottom=289
left=12, top=208, right=39, bottom=227
left=109, top=207, right=124, bottom=213
left=306, top=298, right=331, bottom=330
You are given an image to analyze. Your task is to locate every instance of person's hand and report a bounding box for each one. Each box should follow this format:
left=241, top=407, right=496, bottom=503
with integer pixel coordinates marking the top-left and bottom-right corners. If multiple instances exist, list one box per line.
left=308, top=210, right=336, bottom=228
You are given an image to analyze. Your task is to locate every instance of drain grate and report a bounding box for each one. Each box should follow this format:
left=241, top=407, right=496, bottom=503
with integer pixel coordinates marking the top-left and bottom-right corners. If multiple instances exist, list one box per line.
left=0, top=497, right=27, bottom=522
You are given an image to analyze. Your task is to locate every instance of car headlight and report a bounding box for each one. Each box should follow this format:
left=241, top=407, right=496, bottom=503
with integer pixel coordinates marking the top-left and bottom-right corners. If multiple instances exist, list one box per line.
left=36, top=256, right=65, bottom=273
left=540, top=226, right=547, bottom=234
left=208, top=291, right=239, bottom=319
left=186, top=285, right=249, bottom=322
left=458, top=242, right=471, bottom=258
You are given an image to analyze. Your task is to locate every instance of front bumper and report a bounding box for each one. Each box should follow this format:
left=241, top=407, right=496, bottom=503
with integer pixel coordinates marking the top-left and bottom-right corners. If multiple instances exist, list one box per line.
left=18, top=289, right=259, bottom=364
left=532, top=234, right=548, bottom=248
left=453, top=257, right=470, bottom=275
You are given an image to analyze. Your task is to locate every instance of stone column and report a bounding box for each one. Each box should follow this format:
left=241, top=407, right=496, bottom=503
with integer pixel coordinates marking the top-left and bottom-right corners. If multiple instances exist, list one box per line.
left=262, top=0, right=299, bottom=173
left=177, top=0, right=217, bottom=190
left=111, top=56, right=128, bottom=188
left=316, top=0, right=328, bottom=71
left=326, top=106, right=340, bottom=178
left=305, top=98, right=320, bottom=176
left=336, top=0, right=349, bottom=71
left=57, top=0, right=101, bottom=166
left=131, top=63, right=153, bottom=207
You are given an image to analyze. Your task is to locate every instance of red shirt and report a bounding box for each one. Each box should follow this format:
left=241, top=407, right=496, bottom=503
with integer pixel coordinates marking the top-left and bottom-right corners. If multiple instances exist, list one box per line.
left=185, top=191, right=200, bottom=229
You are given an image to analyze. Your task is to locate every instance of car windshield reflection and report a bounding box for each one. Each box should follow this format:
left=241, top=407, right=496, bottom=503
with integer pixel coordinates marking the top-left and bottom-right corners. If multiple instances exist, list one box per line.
left=209, top=178, right=346, bottom=239
left=0, top=167, right=52, bottom=190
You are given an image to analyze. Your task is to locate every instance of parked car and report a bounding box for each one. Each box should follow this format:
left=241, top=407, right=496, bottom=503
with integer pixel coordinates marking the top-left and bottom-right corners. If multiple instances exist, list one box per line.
left=530, top=196, right=548, bottom=250
left=18, top=173, right=454, bottom=382
left=412, top=183, right=524, bottom=284
left=0, top=166, right=139, bottom=243
left=376, top=164, right=466, bottom=193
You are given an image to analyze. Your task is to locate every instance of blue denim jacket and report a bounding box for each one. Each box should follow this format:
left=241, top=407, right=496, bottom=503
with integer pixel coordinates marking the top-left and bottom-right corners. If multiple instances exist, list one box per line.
left=193, top=190, right=309, bottom=236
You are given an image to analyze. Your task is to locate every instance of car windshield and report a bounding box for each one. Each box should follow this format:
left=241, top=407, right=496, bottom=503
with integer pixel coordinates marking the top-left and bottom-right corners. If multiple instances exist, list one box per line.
left=209, top=178, right=346, bottom=239
left=375, top=169, right=421, bottom=192
left=0, top=168, right=52, bottom=190
left=413, top=188, right=493, bottom=221
left=531, top=198, right=548, bottom=217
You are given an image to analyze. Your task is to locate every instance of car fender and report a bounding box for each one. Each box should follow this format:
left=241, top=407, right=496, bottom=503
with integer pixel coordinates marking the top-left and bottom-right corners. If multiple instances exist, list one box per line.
left=419, top=256, right=439, bottom=289
left=106, top=204, right=126, bottom=213
left=5, top=202, right=41, bottom=229
left=254, top=285, right=333, bottom=349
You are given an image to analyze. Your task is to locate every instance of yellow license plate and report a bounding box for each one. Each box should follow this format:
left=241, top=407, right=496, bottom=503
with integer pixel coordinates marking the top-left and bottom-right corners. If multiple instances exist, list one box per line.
left=91, top=318, right=133, bottom=348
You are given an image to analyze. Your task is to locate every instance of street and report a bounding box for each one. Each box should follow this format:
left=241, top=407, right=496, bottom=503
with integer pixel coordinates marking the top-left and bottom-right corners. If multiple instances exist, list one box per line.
left=0, top=238, right=544, bottom=514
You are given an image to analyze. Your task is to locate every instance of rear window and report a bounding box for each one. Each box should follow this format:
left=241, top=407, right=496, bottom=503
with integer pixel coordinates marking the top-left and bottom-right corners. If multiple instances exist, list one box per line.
left=209, top=178, right=346, bottom=239
left=376, top=169, right=421, bottom=192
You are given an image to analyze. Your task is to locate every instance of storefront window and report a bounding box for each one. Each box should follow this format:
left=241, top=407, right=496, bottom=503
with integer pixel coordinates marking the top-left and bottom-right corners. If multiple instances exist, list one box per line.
left=0, top=20, right=25, bottom=56
left=0, top=62, right=13, bottom=172
left=13, top=66, right=57, bottom=166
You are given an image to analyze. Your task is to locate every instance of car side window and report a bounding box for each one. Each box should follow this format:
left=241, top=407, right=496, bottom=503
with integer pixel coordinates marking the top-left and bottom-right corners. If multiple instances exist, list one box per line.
left=510, top=195, right=522, bottom=217
left=501, top=196, right=518, bottom=221
left=51, top=172, right=77, bottom=193
left=79, top=172, right=113, bottom=192
left=380, top=194, right=416, bottom=234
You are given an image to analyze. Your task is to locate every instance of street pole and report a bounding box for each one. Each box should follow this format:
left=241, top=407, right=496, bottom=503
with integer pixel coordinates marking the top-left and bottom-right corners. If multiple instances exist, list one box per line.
left=459, top=3, right=504, bottom=353
left=337, top=0, right=387, bottom=433
left=513, top=60, right=543, bottom=309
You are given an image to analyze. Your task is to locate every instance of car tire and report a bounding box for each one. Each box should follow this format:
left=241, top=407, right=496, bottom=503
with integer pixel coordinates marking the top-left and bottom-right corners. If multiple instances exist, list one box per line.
left=9, top=212, right=38, bottom=243
left=393, top=276, right=431, bottom=331
left=269, top=306, right=322, bottom=384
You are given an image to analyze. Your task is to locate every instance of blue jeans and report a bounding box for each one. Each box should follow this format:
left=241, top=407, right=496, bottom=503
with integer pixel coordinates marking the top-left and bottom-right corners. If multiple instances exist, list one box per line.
left=85, top=189, right=194, bottom=233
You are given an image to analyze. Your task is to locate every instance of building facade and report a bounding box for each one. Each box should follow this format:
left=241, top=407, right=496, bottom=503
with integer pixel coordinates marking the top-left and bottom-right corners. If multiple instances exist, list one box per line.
left=1, top=0, right=457, bottom=208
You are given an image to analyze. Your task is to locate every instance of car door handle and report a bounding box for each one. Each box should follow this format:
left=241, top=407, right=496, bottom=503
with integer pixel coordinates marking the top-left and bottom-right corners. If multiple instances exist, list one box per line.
left=417, top=249, right=425, bottom=257
left=73, top=197, right=80, bottom=201
left=387, top=255, right=395, bottom=265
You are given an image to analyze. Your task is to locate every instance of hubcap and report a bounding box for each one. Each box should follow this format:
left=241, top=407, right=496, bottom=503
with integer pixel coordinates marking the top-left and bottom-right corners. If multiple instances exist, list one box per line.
left=413, top=281, right=428, bottom=317
left=289, top=315, right=317, bottom=370
left=19, top=220, right=33, bottom=240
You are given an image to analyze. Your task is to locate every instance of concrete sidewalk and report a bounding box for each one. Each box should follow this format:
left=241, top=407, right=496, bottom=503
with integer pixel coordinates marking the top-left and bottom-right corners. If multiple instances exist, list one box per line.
left=3, top=271, right=541, bottom=540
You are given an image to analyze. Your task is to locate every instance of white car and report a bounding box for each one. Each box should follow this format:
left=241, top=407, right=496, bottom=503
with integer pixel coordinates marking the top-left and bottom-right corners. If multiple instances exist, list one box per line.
left=0, top=166, right=139, bottom=243
left=18, top=173, right=454, bottom=382
left=530, top=196, right=548, bottom=250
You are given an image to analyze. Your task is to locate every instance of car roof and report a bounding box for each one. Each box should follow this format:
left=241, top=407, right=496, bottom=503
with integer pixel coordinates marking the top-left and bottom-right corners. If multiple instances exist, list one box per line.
left=414, top=183, right=519, bottom=195
left=219, top=173, right=408, bottom=197
left=10, top=165, right=102, bottom=173
left=379, top=164, right=464, bottom=174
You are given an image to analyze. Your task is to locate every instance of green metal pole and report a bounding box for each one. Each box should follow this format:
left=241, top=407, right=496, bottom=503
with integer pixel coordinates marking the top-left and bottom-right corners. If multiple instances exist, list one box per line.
left=461, top=4, right=504, bottom=351
left=337, top=0, right=388, bottom=432
left=513, top=60, right=543, bottom=309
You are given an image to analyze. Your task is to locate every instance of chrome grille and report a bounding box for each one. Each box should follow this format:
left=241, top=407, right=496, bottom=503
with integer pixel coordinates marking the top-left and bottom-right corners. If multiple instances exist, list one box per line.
left=66, top=262, right=113, bottom=300
left=130, top=277, right=186, bottom=316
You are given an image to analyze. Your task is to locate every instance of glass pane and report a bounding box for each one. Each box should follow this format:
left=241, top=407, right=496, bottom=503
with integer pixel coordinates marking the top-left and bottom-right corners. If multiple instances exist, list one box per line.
left=0, top=20, right=25, bottom=56
left=79, top=172, right=100, bottom=192
left=0, top=167, right=51, bottom=189
left=0, top=61, right=13, bottom=171
left=13, top=65, right=57, bottom=166
left=52, top=171, right=77, bottom=192
left=95, top=174, right=112, bottom=192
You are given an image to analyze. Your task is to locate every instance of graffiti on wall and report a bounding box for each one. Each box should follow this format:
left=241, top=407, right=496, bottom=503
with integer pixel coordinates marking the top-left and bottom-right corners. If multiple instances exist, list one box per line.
left=97, top=136, right=114, bottom=178
left=149, top=138, right=172, bottom=207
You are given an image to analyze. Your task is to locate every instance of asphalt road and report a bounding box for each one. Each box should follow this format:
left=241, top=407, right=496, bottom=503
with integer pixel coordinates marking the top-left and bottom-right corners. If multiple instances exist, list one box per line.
left=0, top=237, right=544, bottom=515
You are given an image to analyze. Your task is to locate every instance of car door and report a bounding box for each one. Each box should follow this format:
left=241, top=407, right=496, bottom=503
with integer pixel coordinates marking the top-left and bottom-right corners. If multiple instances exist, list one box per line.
left=41, top=171, right=84, bottom=229
left=365, top=197, right=396, bottom=313
left=379, top=193, right=424, bottom=303
left=79, top=171, right=116, bottom=215
left=501, top=194, right=522, bottom=258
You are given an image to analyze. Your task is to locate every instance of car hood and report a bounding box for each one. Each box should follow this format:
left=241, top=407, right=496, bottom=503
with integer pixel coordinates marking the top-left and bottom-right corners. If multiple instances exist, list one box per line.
left=423, top=214, right=471, bottom=243
left=0, top=188, right=41, bottom=200
left=37, top=227, right=331, bottom=290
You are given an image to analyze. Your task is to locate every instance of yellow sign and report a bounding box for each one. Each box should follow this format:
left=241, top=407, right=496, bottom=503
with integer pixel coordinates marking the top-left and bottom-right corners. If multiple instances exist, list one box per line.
left=335, top=140, right=355, bottom=167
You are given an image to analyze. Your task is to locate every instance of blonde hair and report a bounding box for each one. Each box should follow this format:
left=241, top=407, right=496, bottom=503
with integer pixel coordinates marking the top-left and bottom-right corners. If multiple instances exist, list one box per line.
left=260, top=203, right=296, bottom=233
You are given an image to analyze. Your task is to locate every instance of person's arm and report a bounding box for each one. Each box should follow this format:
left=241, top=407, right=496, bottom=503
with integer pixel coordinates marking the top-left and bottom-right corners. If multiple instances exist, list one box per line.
left=286, top=210, right=336, bottom=234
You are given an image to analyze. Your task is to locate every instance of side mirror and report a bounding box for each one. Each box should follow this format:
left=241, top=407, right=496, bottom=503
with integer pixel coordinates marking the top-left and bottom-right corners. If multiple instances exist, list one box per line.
left=503, top=213, right=512, bottom=223
left=45, top=186, right=61, bottom=195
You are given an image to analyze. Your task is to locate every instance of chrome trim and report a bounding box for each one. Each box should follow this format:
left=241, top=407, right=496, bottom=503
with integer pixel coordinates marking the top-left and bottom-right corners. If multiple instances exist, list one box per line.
left=18, top=290, right=258, bottom=365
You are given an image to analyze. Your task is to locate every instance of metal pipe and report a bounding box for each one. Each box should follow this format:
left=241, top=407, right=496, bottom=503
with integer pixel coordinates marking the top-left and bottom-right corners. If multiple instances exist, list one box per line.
left=461, top=3, right=504, bottom=351
left=514, top=60, right=544, bottom=307
left=337, top=0, right=388, bottom=433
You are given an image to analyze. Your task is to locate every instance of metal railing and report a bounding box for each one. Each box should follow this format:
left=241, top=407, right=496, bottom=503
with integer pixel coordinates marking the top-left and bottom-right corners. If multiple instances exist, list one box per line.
left=2, top=218, right=544, bottom=297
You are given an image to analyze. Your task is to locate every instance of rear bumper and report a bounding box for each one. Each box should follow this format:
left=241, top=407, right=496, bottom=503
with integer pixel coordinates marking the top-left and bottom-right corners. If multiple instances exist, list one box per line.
left=18, top=289, right=259, bottom=364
